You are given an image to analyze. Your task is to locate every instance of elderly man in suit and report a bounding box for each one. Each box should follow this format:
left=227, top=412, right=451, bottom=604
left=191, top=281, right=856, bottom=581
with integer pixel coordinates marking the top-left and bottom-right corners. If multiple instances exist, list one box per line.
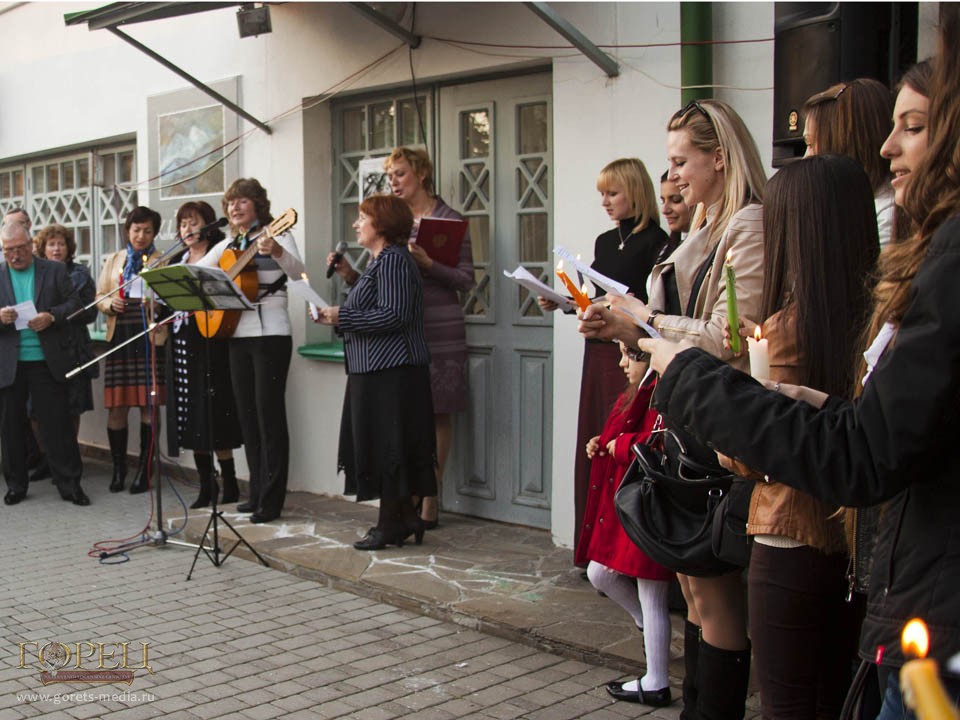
left=0, top=221, right=88, bottom=506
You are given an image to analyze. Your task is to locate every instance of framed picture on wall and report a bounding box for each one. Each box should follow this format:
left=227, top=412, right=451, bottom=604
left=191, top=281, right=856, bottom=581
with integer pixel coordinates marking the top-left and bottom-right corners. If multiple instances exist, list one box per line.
left=157, top=104, right=226, bottom=200
left=147, top=78, right=241, bottom=239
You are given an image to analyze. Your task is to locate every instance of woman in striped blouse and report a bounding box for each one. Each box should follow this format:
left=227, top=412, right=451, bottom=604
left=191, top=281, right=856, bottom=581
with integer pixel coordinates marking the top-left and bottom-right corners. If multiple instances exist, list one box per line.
left=319, top=194, right=436, bottom=550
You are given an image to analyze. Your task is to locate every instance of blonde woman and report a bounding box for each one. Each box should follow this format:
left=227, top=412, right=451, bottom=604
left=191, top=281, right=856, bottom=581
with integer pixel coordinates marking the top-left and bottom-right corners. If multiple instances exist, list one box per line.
left=538, top=158, right=669, bottom=561
left=581, top=99, right=766, bottom=718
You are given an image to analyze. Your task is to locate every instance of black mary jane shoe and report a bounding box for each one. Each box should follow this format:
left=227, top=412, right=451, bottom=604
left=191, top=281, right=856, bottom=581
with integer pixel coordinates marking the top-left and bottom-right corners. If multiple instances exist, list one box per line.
left=354, top=527, right=405, bottom=551
left=4, top=490, right=25, bottom=506
left=605, top=681, right=672, bottom=707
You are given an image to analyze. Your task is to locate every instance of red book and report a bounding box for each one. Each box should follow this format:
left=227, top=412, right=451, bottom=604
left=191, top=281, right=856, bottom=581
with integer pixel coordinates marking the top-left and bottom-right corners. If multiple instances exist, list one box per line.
left=414, top=217, right=468, bottom=267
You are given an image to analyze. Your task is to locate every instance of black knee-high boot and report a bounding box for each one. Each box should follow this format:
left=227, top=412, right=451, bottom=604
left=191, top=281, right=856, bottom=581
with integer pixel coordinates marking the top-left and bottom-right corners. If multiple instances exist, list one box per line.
left=190, top=453, right=217, bottom=509
left=680, top=620, right=702, bottom=720
left=219, top=457, right=239, bottom=504
left=696, top=639, right=751, bottom=720
left=107, top=427, right=128, bottom=493
left=129, top=423, right=153, bottom=495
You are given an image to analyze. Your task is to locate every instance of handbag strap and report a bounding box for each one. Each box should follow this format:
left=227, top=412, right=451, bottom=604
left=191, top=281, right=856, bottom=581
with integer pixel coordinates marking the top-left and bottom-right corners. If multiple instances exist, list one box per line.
left=685, top=241, right=721, bottom=318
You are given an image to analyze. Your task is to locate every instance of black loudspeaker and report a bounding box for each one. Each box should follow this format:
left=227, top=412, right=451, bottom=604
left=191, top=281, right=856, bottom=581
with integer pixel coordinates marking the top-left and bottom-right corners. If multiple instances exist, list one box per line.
left=773, top=2, right=918, bottom=167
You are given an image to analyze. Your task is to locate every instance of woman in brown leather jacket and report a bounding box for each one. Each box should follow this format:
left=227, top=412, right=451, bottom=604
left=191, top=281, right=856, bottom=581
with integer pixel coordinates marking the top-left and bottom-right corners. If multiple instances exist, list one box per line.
left=743, top=155, right=878, bottom=719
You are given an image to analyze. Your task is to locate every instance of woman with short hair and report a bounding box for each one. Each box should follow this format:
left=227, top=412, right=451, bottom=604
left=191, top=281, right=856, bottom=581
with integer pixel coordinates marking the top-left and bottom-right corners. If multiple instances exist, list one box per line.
left=97, top=206, right=167, bottom=494
left=318, top=194, right=435, bottom=550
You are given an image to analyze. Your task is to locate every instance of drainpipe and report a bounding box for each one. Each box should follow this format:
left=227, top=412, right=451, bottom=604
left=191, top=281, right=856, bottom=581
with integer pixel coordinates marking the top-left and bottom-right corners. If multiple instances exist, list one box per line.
left=681, top=2, right=713, bottom=104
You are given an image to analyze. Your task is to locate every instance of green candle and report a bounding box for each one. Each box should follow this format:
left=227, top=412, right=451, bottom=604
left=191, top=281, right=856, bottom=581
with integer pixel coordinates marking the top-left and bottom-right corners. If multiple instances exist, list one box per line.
left=724, top=252, right=741, bottom=354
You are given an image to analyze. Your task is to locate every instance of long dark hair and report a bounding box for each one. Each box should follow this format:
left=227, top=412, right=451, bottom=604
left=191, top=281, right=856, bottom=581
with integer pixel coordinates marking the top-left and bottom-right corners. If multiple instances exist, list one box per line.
left=869, top=6, right=960, bottom=343
left=760, top=154, right=879, bottom=398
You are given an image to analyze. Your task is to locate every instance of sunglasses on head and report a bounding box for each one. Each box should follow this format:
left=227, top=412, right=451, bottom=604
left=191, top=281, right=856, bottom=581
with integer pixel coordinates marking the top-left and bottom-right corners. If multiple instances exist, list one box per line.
left=672, top=99, right=716, bottom=130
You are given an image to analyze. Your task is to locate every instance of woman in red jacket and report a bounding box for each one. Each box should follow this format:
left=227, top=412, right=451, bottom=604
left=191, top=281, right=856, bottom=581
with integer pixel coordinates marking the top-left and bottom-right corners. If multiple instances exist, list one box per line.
left=577, top=343, right=675, bottom=707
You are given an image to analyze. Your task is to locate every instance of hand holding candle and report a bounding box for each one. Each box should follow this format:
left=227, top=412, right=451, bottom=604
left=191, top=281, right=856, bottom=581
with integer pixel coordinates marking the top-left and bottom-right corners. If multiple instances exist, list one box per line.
left=900, top=618, right=960, bottom=720
left=724, top=251, right=741, bottom=354
left=556, top=260, right=590, bottom=312
left=747, top=326, right=769, bottom=381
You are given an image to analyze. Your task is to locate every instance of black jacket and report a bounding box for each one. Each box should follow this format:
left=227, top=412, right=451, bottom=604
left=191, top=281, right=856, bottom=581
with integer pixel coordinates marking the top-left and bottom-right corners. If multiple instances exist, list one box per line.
left=653, top=214, right=960, bottom=674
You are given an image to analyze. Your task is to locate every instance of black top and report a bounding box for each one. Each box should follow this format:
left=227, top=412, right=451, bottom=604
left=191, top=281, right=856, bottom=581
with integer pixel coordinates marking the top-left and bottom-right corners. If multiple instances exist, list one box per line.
left=591, top=218, right=670, bottom=304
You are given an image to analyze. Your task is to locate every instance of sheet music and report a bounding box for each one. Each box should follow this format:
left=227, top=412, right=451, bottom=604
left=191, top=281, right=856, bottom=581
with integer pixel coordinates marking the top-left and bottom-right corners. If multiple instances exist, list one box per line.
left=502, top=266, right=575, bottom=312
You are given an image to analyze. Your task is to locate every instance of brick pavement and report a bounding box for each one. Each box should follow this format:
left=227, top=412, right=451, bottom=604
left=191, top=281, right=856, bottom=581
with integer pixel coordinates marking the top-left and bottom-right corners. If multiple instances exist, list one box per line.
left=0, top=460, right=761, bottom=719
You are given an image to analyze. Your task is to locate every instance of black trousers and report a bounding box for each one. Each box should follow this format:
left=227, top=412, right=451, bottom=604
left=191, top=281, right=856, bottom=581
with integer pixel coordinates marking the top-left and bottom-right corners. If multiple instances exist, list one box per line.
left=228, top=335, right=291, bottom=517
left=748, top=542, right=856, bottom=720
left=1, top=361, right=82, bottom=494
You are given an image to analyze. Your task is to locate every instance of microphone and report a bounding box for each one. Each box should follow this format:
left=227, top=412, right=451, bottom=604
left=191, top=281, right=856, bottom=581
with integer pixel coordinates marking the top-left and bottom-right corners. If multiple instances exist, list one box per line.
left=327, top=241, right=349, bottom=278
left=197, top=217, right=228, bottom=238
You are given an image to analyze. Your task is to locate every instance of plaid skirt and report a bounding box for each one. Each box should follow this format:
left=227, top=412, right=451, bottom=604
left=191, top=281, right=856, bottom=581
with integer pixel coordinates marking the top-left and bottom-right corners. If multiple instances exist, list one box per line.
left=103, top=300, right=167, bottom=408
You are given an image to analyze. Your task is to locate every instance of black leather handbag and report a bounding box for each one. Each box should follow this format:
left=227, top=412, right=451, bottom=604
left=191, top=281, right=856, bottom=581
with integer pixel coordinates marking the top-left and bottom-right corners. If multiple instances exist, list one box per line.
left=614, top=425, right=742, bottom=577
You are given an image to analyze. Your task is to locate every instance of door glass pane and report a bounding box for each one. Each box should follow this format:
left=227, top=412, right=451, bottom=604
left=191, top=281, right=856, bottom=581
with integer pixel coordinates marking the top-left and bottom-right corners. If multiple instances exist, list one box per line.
left=0, top=174, right=9, bottom=198
left=76, top=227, right=91, bottom=256
left=341, top=202, right=358, bottom=245
left=102, top=156, right=115, bottom=187
left=519, top=213, right=547, bottom=262
left=77, top=159, right=89, bottom=187
left=118, top=152, right=134, bottom=184
left=518, top=102, right=548, bottom=154
left=342, top=107, right=365, bottom=152
left=398, top=98, right=426, bottom=146
left=461, top=110, right=490, bottom=159
left=468, top=216, right=489, bottom=263
left=47, top=164, right=59, bottom=192
left=61, top=162, right=75, bottom=189
left=368, top=102, right=395, bottom=151
left=13, top=171, right=23, bottom=196
left=32, top=166, right=44, bottom=194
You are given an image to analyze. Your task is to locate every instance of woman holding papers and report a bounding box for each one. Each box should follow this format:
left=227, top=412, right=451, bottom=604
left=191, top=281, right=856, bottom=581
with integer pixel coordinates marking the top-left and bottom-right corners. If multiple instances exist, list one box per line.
left=580, top=101, right=766, bottom=719
left=537, top=158, right=670, bottom=562
left=331, top=146, right=473, bottom=530
left=96, top=206, right=168, bottom=495
left=317, top=194, right=435, bottom=550
left=169, top=201, right=242, bottom=510
left=197, top=178, right=305, bottom=524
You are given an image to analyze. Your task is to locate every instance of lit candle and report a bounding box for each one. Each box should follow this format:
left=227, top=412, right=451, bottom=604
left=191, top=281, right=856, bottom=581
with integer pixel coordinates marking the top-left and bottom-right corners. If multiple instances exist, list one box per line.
left=555, top=260, right=590, bottom=312
left=747, top=326, right=769, bottom=381
left=725, top=251, right=741, bottom=354
left=900, top=619, right=960, bottom=720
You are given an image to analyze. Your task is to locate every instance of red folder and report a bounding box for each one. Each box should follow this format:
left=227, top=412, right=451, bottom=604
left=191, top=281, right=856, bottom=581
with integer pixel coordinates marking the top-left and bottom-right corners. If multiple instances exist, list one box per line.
left=414, top=217, right=468, bottom=267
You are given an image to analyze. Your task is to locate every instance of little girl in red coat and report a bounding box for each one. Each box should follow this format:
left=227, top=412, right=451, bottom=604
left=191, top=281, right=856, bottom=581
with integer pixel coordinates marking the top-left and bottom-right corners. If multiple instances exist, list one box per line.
left=576, top=343, right=674, bottom=707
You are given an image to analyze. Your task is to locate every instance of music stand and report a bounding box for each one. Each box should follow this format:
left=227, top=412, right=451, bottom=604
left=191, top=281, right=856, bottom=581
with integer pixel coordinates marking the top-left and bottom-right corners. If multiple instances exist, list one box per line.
left=140, top=264, right=269, bottom=578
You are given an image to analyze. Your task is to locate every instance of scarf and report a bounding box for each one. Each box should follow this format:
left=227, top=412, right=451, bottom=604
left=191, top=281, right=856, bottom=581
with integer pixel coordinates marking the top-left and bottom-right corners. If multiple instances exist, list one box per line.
left=123, top=242, right=156, bottom=282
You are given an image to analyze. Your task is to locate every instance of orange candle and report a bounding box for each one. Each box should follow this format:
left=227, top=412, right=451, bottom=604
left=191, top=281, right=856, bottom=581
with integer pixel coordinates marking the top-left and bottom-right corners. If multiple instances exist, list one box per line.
left=556, top=260, right=590, bottom=312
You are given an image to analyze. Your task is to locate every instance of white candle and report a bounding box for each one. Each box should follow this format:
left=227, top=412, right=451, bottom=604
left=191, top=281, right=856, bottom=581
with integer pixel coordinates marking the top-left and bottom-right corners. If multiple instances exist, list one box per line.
left=747, top=327, right=769, bottom=381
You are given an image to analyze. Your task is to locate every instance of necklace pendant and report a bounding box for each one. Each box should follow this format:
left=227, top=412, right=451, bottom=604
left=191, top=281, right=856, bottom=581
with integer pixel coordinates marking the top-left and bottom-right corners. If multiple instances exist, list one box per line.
left=618, top=241, right=625, bottom=251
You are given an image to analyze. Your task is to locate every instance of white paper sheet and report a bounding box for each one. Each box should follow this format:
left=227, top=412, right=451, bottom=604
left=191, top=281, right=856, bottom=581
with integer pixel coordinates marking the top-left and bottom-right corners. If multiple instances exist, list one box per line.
left=553, top=246, right=629, bottom=296
left=12, top=300, right=37, bottom=330
left=288, top=279, right=330, bottom=311
left=502, top=266, right=575, bottom=313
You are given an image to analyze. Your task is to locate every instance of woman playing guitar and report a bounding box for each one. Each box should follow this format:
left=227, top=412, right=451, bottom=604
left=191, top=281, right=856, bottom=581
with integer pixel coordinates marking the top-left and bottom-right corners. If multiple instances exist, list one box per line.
left=196, top=178, right=305, bottom=523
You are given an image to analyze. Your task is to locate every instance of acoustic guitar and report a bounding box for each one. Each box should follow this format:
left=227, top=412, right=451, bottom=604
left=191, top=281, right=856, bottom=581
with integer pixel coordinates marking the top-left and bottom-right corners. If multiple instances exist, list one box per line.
left=195, top=208, right=298, bottom=339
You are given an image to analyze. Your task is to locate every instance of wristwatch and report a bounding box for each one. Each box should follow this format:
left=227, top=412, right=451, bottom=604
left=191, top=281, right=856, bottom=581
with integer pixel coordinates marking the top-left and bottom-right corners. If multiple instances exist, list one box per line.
left=647, top=309, right=661, bottom=330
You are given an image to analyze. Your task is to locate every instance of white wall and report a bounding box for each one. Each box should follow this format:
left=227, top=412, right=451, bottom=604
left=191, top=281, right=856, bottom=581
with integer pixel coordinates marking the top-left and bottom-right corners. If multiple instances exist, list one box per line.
left=0, top=2, right=776, bottom=546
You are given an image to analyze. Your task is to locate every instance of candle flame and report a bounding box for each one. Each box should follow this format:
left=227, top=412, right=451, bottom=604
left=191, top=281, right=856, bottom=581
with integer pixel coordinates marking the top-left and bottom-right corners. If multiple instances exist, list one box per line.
left=581, top=283, right=589, bottom=296
left=142, top=254, right=148, bottom=263
left=902, top=618, right=930, bottom=659
left=576, top=253, right=582, bottom=262
left=726, top=250, right=733, bottom=264
left=754, top=326, right=763, bottom=341
left=301, top=272, right=308, bottom=281
left=556, top=259, right=564, bottom=272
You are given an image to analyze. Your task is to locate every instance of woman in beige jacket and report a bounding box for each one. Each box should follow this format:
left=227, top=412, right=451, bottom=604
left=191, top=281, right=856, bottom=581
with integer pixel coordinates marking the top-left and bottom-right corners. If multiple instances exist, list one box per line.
left=96, top=206, right=168, bottom=495
left=581, top=99, right=766, bottom=719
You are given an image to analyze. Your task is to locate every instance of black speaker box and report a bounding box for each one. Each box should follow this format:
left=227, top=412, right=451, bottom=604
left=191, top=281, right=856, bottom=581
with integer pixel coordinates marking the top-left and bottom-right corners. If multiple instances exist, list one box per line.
left=773, top=2, right=917, bottom=166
